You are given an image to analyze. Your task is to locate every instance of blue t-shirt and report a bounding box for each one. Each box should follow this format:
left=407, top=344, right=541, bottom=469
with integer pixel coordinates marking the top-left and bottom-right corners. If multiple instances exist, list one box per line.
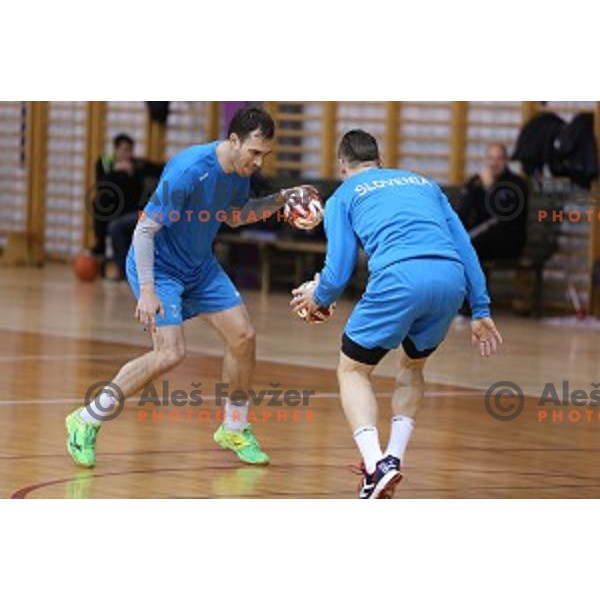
left=313, top=168, right=490, bottom=318
left=137, top=141, right=249, bottom=282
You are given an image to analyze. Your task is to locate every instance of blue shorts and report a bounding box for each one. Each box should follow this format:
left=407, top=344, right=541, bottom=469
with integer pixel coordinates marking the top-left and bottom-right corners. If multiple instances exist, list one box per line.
left=344, top=258, right=466, bottom=359
left=126, top=253, right=243, bottom=327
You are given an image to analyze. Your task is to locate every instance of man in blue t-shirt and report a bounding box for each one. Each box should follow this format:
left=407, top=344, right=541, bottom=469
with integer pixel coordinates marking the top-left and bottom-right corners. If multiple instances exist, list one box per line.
left=292, top=130, right=503, bottom=499
left=66, top=108, right=316, bottom=469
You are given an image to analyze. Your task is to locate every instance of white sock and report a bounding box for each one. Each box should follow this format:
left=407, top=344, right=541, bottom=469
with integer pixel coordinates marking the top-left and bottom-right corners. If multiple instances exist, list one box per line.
left=224, top=400, right=249, bottom=432
left=353, top=426, right=383, bottom=474
left=385, top=416, right=415, bottom=462
left=79, top=390, right=117, bottom=425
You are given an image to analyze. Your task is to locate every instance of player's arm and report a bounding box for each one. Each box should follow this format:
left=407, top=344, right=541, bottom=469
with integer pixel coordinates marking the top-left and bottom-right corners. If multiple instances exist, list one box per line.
left=439, top=187, right=490, bottom=319
left=313, top=195, right=359, bottom=307
left=439, top=187, right=503, bottom=356
left=130, top=165, right=192, bottom=333
left=440, top=189, right=503, bottom=354
left=131, top=215, right=164, bottom=334
left=223, top=192, right=285, bottom=228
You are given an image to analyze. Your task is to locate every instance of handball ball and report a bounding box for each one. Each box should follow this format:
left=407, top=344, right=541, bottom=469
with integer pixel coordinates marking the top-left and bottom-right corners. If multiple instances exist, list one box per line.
left=73, top=254, right=100, bottom=282
left=283, top=185, right=324, bottom=230
left=293, top=280, right=336, bottom=324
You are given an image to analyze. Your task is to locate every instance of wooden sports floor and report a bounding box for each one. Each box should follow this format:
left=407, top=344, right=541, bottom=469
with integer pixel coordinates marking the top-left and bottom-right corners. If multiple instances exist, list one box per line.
left=2, top=264, right=600, bottom=498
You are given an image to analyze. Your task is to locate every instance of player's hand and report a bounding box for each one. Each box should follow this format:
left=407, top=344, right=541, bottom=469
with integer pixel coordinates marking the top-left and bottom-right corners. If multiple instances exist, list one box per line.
left=470, top=317, right=503, bottom=357
left=290, top=273, right=320, bottom=315
left=135, top=288, right=164, bottom=335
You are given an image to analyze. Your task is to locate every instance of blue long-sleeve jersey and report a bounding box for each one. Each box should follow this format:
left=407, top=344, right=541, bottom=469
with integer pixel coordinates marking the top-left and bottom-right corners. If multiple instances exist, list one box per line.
left=313, top=168, right=491, bottom=319
left=133, top=142, right=249, bottom=282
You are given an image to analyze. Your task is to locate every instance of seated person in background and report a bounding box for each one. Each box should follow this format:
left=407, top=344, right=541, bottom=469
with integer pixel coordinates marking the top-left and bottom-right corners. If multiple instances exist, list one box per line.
left=458, top=142, right=529, bottom=262
left=107, top=209, right=145, bottom=282
left=91, top=133, right=163, bottom=280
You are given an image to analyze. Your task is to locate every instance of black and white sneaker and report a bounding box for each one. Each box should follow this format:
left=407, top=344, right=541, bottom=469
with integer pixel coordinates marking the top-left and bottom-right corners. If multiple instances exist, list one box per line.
left=353, top=456, right=402, bottom=499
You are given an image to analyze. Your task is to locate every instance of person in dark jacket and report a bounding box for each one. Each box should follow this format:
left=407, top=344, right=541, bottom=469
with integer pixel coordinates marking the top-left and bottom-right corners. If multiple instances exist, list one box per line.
left=554, top=113, right=598, bottom=189
left=458, top=143, right=529, bottom=262
left=512, top=112, right=565, bottom=178
left=91, top=133, right=163, bottom=279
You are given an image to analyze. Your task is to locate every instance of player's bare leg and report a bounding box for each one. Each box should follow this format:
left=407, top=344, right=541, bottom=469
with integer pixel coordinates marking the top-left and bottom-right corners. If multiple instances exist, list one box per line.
left=390, top=353, right=427, bottom=419
left=86, top=325, right=186, bottom=419
left=66, top=326, right=186, bottom=467
left=337, top=352, right=378, bottom=432
left=383, top=353, right=427, bottom=482
left=110, top=325, right=187, bottom=398
left=337, top=352, right=401, bottom=498
left=203, top=304, right=269, bottom=465
left=203, top=304, right=255, bottom=394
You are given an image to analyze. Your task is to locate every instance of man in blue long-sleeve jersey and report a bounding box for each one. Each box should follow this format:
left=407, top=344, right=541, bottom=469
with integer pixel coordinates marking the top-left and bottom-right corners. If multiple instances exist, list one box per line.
left=66, top=107, right=321, bottom=470
left=292, top=130, right=503, bottom=499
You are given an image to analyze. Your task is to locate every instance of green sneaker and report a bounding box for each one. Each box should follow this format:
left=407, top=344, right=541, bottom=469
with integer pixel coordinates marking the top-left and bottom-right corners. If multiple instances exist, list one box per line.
left=66, top=409, right=100, bottom=468
left=213, top=424, right=270, bottom=465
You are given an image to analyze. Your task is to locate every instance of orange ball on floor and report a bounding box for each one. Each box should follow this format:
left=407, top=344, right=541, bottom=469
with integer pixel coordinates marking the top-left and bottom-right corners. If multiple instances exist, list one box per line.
left=73, top=255, right=100, bottom=282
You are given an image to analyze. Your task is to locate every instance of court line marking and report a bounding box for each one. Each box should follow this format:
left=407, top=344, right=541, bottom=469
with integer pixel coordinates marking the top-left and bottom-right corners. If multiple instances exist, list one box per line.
left=12, top=466, right=600, bottom=499
left=0, top=351, right=216, bottom=363
left=0, top=324, right=523, bottom=394
left=0, top=390, right=486, bottom=407
left=0, top=353, right=136, bottom=362
left=10, top=465, right=247, bottom=499
left=3, top=445, right=600, bottom=463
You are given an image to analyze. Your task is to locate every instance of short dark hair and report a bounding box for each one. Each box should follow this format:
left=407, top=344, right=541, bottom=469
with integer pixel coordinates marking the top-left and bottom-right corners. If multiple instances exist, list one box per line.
left=338, top=129, right=380, bottom=166
left=113, top=133, right=134, bottom=148
left=228, top=107, right=275, bottom=142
